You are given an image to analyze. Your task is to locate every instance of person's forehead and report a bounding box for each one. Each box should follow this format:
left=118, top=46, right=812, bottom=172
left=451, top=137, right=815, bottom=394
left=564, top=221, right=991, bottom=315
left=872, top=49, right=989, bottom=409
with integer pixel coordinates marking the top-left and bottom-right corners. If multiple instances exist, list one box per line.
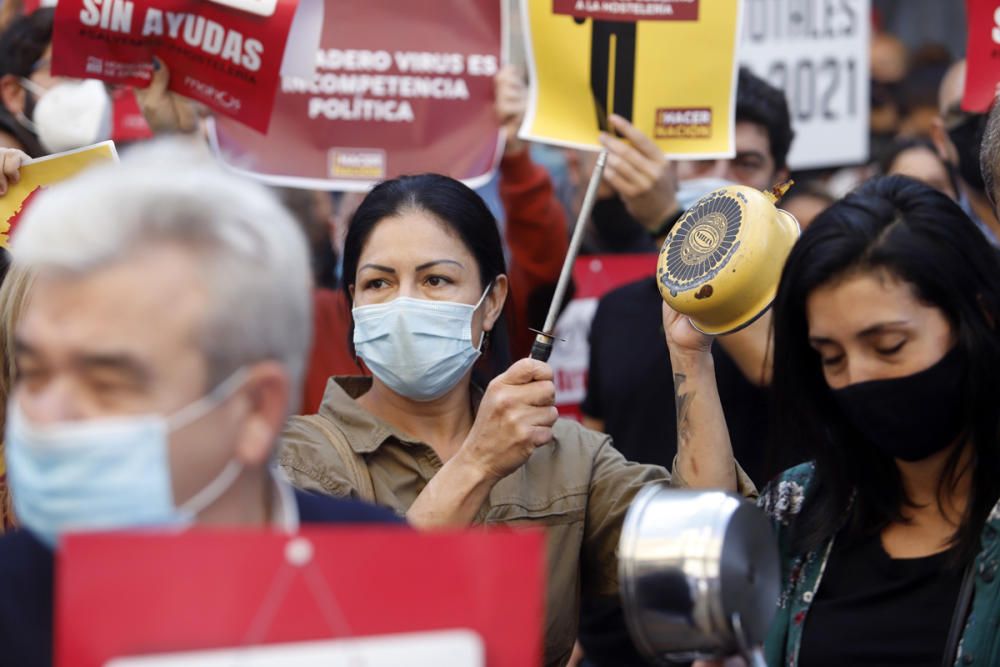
left=359, top=212, right=474, bottom=266
left=938, top=61, right=965, bottom=115
left=733, top=121, right=772, bottom=160
left=806, top=272, right=919, bottom=334
left=891, top=147, right=945, bottom=174
left=20, top=247, right=209, bottom=360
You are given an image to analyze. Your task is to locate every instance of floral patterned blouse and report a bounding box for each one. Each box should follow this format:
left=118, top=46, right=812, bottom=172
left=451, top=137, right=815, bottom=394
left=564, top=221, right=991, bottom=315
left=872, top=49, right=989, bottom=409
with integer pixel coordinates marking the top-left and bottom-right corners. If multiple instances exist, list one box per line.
left=758, top=463, right=1000, bottom=667
left=0, top=446, right=12, bottom=531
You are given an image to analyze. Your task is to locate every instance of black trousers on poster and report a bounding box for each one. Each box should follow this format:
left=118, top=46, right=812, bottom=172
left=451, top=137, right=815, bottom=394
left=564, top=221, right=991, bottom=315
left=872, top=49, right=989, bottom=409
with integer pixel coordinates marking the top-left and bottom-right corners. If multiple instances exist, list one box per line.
left=589, top=19, right=636, bottom=130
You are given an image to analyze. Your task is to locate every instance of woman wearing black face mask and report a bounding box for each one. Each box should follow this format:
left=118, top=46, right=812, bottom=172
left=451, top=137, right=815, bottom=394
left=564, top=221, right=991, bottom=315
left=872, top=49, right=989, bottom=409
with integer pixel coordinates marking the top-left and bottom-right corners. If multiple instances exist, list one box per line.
left=675, top=175, right=1000, bottom=667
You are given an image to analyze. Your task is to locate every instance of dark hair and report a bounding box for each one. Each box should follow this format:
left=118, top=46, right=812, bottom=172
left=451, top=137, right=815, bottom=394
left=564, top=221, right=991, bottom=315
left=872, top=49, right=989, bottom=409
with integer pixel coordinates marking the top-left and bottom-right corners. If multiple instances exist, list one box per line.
left=0, top=8, right=52, bottom=79
left=981, top=98, right=1000, bottom=211
left=771, top=175, right=1000, bottom=567
left=880, top=136, right=961, bottom=200
left=342, top=173, right=509, bottom=363
left=0, top=8, right=53, bottom=157
left=736, top=67, right=795, bottom=173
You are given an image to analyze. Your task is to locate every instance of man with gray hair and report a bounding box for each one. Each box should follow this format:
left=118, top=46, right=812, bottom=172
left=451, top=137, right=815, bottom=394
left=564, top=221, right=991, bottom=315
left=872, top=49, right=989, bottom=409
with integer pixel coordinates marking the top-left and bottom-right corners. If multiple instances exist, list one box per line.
left=0, top=140, right=401, bottom=666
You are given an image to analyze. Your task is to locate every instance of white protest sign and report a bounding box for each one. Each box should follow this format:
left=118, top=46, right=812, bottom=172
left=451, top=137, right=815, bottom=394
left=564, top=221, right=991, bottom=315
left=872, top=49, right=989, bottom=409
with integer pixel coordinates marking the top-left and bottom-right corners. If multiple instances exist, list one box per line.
left=738, top=0, right=870, bottom=169
left=105, top=629, right=484, bottom=667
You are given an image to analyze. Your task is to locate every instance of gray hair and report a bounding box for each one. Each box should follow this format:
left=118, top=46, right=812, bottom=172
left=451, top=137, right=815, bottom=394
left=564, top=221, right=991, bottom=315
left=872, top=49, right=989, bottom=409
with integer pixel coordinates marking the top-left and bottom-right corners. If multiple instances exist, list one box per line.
left=11, top=138, right=313, bottom=412
left=982, top=100, right=1000, bottom=212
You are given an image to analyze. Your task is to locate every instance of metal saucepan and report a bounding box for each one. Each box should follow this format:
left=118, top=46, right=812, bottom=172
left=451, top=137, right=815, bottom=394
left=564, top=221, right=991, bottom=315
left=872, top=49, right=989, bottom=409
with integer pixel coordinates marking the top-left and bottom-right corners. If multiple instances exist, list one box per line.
left=618, top=484, right=780, bottom=666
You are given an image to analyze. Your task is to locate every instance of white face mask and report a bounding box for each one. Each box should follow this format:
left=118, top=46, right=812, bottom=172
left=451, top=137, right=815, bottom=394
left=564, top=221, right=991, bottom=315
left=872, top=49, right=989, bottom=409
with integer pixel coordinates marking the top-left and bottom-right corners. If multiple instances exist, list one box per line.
left=5, top=369, right=249, bottom=548
left=19, top=78, right=112, bottom=153
left=352, top=285, right=492, bottom=402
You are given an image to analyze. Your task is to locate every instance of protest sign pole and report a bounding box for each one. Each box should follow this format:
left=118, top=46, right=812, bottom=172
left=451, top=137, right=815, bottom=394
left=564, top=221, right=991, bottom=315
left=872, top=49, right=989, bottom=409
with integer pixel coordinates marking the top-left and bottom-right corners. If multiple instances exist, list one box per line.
left=530, top=149, right=607, bottom=362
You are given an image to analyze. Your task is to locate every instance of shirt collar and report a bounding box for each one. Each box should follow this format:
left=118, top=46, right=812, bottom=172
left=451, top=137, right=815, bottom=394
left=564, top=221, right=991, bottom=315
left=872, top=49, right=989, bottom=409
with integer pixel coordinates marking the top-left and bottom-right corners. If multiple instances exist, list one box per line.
left=316, top=376, right=484, bottom=454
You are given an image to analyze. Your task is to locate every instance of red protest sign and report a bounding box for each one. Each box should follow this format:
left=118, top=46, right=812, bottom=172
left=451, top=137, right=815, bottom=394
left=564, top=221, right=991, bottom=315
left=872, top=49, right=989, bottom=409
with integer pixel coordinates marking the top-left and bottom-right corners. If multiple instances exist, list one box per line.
left=208, top=0, right=504, bottom=190
left=551, top=0, right=699, bottom=22
left=963, top=0, right=1000, bottom=113
left=57, top=528, right=545, bottom=667
left=50, top=0, right=303, bottom=132
left=111, top=87, right=154, bottom=142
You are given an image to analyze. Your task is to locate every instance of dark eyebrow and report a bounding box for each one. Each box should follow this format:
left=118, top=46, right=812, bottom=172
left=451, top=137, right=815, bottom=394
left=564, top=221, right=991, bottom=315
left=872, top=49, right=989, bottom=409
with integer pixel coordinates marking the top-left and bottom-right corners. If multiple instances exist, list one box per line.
left=734, top=150, right=766, bottom=162
left=857, top=321, right=910, bottom=338
left=809, top=321, right=911, bottom=346
left=14, top=336, right=149, bottom=384
left=13, top=337, right=37, bottom=357
left=808, top=336, right=836, bottom=347
left=77, top=354, right=151, bottom=385
left=415, top=260, right=464, bottom=271
left=358, top=263, right=396, bottom=274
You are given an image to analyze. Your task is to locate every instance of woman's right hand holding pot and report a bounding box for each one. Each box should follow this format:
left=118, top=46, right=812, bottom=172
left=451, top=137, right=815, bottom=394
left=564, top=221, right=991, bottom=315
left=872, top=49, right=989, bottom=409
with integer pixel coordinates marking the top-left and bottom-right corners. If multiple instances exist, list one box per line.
left=663, top=301, right=714, bottom=359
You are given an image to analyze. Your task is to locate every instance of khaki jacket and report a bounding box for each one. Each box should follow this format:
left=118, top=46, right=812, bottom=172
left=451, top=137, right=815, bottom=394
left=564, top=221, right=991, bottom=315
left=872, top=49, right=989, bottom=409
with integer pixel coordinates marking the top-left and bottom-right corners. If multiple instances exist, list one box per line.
left=279, top=377, right=754, bottom=667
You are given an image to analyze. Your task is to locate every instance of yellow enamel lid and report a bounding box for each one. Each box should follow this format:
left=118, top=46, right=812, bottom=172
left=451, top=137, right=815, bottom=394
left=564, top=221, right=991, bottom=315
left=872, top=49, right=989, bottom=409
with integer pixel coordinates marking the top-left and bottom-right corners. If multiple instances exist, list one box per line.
left=656, top=183, right=801, bottom=335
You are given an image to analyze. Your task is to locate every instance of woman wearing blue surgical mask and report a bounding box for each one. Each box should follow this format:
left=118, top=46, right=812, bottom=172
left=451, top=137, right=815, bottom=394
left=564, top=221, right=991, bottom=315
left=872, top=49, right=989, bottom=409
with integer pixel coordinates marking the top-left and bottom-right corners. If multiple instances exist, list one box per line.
left=683, top=176, right=1000, bottom=667
left=279, top=173, right=754, bottom=667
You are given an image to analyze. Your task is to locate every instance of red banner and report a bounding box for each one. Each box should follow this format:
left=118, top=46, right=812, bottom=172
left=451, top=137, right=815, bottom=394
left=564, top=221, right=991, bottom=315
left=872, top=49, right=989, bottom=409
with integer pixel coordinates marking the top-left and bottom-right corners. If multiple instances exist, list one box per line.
left=57, top=528, right=545, bottom=667
left=49, top=0, right=303, bottom=131
left=208, top=0, right=504, bottom=191
left=551, top=0, right=699, bottom=22
left=110, top=87, right=154, bottom=142
left=963, top=0, right=1000, bottom=112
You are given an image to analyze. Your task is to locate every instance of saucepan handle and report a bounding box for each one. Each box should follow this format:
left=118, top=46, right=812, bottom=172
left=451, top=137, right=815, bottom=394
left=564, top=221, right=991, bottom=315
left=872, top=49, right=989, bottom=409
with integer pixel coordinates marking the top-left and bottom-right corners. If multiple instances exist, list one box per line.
left=732, top=613, right=769, bottom=667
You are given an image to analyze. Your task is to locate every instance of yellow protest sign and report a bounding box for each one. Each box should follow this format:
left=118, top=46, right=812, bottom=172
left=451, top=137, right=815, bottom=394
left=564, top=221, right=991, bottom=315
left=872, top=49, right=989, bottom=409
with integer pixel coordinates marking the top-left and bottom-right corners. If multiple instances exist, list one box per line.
left=0, top=141, right=118, bottom=248
left=520, top=0, right=742, bottom=157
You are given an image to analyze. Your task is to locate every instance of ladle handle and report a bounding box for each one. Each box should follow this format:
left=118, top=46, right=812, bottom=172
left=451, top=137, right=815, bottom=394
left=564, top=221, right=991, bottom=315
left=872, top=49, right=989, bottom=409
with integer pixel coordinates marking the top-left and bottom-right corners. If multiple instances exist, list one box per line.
left=529, top=149, right=608, bottom=362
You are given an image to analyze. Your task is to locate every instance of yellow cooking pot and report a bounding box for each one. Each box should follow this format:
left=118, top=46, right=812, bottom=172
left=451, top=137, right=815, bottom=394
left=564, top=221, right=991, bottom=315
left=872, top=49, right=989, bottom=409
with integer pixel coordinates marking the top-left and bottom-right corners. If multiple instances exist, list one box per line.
left=657, top=183, right=801, bottom=335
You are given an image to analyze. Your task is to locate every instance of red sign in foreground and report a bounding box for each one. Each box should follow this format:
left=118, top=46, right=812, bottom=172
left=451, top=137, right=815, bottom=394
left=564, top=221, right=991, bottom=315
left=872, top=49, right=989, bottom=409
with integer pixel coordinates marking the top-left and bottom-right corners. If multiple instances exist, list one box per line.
left=50, top=0, right=302, bottom=131
left=962, top=0, right=1000, bottom=112
left=209, top=0, right=504, bottom=190
left=57, top=528, right=545, bottom=667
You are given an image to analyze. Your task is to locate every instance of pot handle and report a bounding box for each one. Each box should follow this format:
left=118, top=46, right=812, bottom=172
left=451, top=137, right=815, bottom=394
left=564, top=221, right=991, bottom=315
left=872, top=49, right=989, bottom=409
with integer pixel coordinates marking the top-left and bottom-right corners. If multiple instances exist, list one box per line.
left=732, top=613, right=768, bottom=667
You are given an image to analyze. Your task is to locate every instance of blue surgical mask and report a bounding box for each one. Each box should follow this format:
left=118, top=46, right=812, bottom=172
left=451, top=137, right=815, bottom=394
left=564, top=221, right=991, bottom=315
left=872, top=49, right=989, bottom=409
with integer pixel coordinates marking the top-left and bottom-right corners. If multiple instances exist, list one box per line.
left=352, top=285, right=492, bottom=401
left=5, top=369, right=248, bottom=548
left=676, top=177, right=738, bottom=211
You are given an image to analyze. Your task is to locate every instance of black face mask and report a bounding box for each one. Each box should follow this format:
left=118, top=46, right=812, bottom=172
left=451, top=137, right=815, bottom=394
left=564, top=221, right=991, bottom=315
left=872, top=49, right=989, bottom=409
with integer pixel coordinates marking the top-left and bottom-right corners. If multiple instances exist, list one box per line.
left=948, top=114, right=988, bottom=193
left=832, top=346, right=966, bottom=462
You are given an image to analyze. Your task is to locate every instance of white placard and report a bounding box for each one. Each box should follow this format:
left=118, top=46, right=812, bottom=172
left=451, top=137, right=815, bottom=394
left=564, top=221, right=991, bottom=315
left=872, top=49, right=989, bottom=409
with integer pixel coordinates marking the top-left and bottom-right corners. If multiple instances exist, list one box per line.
left=738, top=0, right=871, bottom=169
left=105, top=629, right=484, bottom=667
left=550, top=298, right=598, bottom=407
left=278, top=0, right=324, bottom=79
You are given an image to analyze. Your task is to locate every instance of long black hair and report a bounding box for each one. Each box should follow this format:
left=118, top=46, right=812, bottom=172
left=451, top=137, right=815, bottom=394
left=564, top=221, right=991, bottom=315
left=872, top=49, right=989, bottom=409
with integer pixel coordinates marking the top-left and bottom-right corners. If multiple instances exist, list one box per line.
left=771, top=175, right=1000, bottom=566
left=341, top=174, right=511, bottom=371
